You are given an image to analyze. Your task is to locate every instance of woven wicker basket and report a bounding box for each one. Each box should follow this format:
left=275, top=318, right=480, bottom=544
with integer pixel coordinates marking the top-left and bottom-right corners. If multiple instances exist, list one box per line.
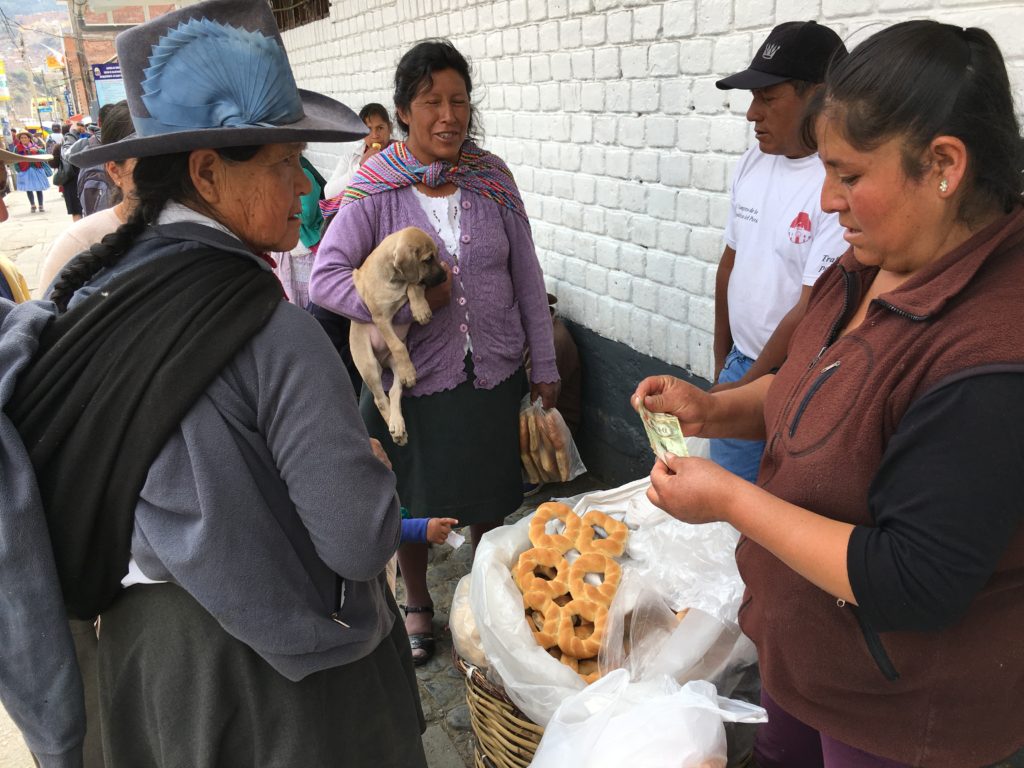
left=453, top=651, right=545, bottom=768
left=453, top=649, right=756, bottom=768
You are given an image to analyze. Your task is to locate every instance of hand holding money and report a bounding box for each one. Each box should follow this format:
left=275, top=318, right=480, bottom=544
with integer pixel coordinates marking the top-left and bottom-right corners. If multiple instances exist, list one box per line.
left=636, top=401, right=689, bottom=462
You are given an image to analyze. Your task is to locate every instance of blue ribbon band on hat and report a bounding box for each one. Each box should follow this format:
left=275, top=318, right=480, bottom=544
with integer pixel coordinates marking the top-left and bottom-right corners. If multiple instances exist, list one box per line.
left=138, top=17, right=304, bottom=137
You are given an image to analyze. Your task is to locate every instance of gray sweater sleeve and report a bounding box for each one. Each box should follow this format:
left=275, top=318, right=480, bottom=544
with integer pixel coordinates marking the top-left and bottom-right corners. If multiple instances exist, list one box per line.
left=248, top=302, right=401, bottom=579
left=0, top=301, right=85, bottom=768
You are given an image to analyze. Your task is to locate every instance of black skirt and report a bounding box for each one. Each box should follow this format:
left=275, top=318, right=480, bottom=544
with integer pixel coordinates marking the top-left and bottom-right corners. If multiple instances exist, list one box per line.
left=97, top=583, right=427, bottom=768
left=360, top=358, right=525, bottom=526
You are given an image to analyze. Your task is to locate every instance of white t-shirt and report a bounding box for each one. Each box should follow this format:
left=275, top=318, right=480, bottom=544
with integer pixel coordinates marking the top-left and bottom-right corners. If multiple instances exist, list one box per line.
left=322, top=141, right=365, bottom=200
left=723, top=145, right=847, bottom=359
left=36, top=207, right=123, bottom=298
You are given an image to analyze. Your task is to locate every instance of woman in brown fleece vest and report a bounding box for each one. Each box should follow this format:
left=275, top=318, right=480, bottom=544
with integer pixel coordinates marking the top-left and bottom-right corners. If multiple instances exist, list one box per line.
left=635, top=21, right=1024, bottom=768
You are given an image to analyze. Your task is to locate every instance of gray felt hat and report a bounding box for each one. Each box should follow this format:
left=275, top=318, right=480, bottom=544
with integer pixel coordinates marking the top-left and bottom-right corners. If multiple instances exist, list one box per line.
left=73, top=0, right=366, bottom=167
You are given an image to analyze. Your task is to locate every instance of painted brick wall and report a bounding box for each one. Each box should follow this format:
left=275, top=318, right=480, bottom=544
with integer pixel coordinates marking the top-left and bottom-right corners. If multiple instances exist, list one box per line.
left=283, top=0, right=1024, bottom=382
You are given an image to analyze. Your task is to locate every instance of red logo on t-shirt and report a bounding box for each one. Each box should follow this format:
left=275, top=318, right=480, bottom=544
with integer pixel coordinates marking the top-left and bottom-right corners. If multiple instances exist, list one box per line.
left=788, top=211, right=812, bottom=244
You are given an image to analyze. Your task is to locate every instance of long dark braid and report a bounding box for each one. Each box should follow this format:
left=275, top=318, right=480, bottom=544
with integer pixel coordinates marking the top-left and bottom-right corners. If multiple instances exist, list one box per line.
left=50, top=145, right=263, bottom=312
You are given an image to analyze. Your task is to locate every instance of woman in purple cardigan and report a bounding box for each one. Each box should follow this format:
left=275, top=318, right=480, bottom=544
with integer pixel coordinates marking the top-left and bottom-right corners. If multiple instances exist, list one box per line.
left=309, top=40, right=559, bottom=664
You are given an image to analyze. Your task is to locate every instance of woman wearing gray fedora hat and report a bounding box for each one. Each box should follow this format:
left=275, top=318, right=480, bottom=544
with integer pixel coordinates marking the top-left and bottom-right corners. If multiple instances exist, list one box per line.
left=0, top=1, right=427, bottom=766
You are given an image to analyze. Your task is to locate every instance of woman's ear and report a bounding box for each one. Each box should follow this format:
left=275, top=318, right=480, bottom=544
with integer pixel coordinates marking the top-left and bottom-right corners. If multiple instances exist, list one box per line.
left=105, top=160, right=126, bottom=189
left=928, top=135, right=969, bottom=199
left=396, top=106, right=410, bottom=130
left=188, top=149, right=224, bottom=205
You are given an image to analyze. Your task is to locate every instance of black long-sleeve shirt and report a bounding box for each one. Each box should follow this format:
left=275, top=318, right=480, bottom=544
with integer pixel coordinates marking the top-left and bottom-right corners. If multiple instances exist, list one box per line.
left=848, top=372, right=1024, bottom=632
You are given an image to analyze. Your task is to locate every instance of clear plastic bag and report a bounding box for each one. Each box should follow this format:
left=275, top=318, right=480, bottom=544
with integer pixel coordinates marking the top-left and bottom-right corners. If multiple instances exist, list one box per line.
left=518, top=395, right=586, bottom=484
left=470, top=455, right=758, bottom=726
left=449, top=574, right=488, bottom=669
left=530, top=670, right=767, bottom=768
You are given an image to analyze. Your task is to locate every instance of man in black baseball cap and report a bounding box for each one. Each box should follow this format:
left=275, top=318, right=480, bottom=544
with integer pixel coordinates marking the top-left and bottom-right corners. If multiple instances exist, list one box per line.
left=707, top=21, right=848, bottom=484
left=717, top=21, right=844, bottom=91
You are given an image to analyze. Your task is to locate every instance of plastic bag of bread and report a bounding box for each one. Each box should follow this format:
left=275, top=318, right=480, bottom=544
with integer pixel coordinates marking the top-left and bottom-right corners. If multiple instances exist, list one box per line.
left=450, top=574, right=488, bottom=669
left=531, top=670, right=765, bottom=768
left=519, top=395, right=586, bottom=484
left=470, top=477, right=757, bottom=727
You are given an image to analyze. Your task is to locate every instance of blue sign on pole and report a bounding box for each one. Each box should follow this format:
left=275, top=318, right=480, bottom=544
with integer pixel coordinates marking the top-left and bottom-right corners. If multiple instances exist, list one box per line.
left=64, top=88, right=73, bottom=116
left=92, top=63, right=127, bottom=107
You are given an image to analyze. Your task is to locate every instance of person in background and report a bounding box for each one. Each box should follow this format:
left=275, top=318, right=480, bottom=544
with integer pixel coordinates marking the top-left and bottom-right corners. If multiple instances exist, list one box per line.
left=0, top=1, right=428, bottom=766
left=37, top=101, right=137, bottom=297
left=322, top=102, right=395, bottom=200
left=307, top=104, right=398, bottom=392
left=45, top=123, right=62, bottom=155
left=710, top=22, right=848, bottom=482
left=59, top=122, right=86, bottom=221
left=635, top=20, right=1024, bottom=767
left=310, top=40, right=559, bottom=666
left=0, top=162, right=8, bottom=222
left=69, top=105, right=120, bottom=218
left=271, top=154, right=327, bottom=309
left=13, top=130, right=50, bottom=213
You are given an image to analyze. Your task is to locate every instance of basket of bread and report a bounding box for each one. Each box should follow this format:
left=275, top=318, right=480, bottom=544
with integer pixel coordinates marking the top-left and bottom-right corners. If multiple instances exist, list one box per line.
left=455, top=462, right=764, bottom=768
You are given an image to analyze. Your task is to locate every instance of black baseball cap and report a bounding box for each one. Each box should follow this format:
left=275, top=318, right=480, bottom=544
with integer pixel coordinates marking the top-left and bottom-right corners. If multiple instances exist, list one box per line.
left=716, top=21, right=846, bottom=90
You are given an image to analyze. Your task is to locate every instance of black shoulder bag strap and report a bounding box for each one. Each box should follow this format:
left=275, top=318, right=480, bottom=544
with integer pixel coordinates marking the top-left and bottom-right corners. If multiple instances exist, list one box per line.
left=8, top=248, right=282, bottom=619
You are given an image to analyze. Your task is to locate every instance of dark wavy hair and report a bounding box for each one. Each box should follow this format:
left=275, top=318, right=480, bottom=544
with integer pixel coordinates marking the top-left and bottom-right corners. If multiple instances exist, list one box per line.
left=50, top=146, right=261, bottom=312
left=823, top=21, right=1024, bottom=225
left=359, top=102, right=391, bottom=125
left=393, top=39, right=479, bottom=140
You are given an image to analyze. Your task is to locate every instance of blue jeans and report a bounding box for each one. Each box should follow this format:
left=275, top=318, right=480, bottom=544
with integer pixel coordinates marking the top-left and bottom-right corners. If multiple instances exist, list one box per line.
left=709, top=346, right=765, bottom=483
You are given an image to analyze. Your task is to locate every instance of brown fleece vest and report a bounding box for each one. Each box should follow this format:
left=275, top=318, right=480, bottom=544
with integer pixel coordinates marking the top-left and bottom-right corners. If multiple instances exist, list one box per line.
left=738, top=207, right=1024, bottom=767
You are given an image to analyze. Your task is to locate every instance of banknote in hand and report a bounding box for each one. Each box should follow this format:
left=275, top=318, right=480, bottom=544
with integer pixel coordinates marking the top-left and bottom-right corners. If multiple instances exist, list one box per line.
left=635, top=402, right=689, bottom=462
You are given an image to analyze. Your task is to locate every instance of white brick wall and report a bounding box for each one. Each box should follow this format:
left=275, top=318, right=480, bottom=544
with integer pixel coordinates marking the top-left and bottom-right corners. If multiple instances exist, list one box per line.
left=284, top=0, right=1024, bottom=380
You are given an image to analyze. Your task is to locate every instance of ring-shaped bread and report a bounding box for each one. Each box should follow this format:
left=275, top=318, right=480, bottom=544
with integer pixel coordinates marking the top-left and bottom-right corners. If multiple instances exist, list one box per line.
left=559, top=653, right=579, bottom=673
left=568, top=552, right=621, bottom=606
left=577, top=657, right=601, bottom=684
left=556, top=598, right=608, bottom=659
left=513, top=546, right=570, bottom=599
left=528, top=502, right=583, bottom=554
left=575, top=510, right=628, bottom=557
left=523, top=590, right=562, bottom=649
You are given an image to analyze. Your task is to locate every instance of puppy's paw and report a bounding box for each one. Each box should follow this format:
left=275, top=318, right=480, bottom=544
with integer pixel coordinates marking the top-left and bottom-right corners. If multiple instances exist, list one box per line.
left=389, top=420, right=408, bottom=446
left=413, top=307, right=432, bottom=325
left=397, top=364, right=417, bottom=388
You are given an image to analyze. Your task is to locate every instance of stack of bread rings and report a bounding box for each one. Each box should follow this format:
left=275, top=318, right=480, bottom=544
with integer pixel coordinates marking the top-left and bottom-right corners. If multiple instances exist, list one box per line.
left=513, top=501, right=629, bottom=685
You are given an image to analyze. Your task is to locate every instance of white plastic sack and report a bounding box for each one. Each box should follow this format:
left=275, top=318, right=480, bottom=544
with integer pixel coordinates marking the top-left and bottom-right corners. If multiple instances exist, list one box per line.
left=531, top=670, right=766, bottom=768
left=469, top=438, right=758, bottom=726
left=449, top=574, right=487, bottom=669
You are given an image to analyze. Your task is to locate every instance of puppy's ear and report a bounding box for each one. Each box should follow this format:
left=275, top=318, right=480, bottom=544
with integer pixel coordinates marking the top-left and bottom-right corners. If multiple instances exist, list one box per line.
left=392, top=244, right=419, bottom=282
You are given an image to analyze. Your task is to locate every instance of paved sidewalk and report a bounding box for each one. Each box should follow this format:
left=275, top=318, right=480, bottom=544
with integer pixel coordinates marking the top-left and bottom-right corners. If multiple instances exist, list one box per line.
left=2, top=186, right=74, bottom=297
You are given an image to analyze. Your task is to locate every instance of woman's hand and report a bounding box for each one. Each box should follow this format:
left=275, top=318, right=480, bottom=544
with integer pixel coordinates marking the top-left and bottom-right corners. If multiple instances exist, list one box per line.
left=425, top=517, right=459, bottom=545
left=368, top=438, right=392, bottom=470
left=531, top=381, right=560, bottom=410
left=359, top=142, right=383, bottom=165
left=632, top=375, right=712, bottom=437
left=647, top=454, right=740, bottom=525
left=425, top=262, right=451, bottom=311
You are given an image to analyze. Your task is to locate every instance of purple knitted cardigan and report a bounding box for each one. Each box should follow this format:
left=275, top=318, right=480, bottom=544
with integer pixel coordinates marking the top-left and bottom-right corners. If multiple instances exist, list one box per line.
left=308, top=185, right=558, bottom=397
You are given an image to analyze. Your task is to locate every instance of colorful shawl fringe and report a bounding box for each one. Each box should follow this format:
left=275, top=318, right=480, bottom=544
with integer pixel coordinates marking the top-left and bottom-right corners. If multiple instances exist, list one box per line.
left=319, top=140, right=527, bottom=222
left=15, top=143, right=44, bottom=173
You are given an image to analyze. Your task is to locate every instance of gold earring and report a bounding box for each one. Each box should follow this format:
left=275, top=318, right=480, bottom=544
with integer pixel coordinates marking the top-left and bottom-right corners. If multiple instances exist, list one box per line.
left=939, top=179, right=949, bottom=193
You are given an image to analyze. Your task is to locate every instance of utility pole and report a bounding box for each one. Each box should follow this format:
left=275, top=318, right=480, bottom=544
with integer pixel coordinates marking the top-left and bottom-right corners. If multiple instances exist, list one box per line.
left=68, top=0, right=95, bottom=115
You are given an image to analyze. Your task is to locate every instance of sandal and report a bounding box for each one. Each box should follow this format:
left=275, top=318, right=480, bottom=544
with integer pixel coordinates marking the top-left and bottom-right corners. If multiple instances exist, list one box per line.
left=401, top=604, right=435, bottom=666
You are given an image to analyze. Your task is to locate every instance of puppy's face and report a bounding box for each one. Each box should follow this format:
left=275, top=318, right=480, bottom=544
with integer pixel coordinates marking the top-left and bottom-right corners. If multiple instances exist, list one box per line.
left=392, top=229, right=446, bottom=287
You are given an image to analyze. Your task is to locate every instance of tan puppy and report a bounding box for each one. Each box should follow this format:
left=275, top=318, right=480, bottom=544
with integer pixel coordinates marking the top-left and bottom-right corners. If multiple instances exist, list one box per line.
left=350, top=226, right=447, bottom=445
